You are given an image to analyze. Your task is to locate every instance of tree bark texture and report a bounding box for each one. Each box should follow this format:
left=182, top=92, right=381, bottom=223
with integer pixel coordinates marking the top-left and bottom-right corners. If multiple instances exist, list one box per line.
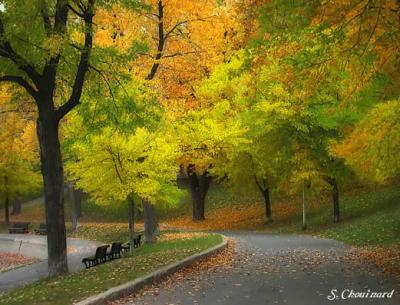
left=142, top=199, right=159, bottom=243
left=68, top=183, right=81, bottom=231
left=3, top=176, right=9, bottom=225
left=128, top=196, right=135, bottom=253
left=12, top=198, right=21, bottom=215
left=302, top=180, right=311, bottom=230
left=255, top=177, right=272, bottom=224
left=326, top=177, right=340, bottom=223
left=262, top=188, right=272, bottom=224
left=37, top=115, right=68, bottom=276
left=188, top=167, right=211, bottom=221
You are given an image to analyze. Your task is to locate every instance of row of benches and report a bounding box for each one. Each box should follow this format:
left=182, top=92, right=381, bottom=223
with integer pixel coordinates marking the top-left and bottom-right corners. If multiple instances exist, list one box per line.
left=82, top=234, right=142, bottom=269
left=8, top=222, right=47, bottom=235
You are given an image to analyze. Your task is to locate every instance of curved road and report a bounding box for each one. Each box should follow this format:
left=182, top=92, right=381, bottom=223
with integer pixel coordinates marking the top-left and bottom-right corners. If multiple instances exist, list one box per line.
left=0, top=234, right=102, bottom=292
left=113, top=232, right=399, bottom=305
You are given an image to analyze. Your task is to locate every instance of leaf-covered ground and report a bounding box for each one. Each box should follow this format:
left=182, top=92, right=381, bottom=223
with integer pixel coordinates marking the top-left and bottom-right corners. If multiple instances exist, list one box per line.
left=0, top=232, right=222, bottom=305
left=0, top=253, right=38, bottom=273
left=163, top=185, right=400, bottom=245
left=162, top=185, right=400, bottom=282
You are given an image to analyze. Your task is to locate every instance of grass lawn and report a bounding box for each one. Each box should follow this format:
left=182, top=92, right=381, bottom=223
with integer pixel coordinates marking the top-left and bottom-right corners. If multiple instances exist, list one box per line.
left=0, top=231, right=222, bottom=305
left=1, top=184, right=398, bottom=247
left=266, top=185, right=400, bottom=247
left=165, top=184, right=400, bottom=247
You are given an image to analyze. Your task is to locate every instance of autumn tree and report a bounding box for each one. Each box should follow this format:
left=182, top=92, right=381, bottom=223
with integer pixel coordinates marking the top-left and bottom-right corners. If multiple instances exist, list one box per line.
left=63, top=75, right=182, bottom=244
left=0, top=88, right=41, bottom=224
left=169, top=80, right=248, bottom=220
left=196, top=0, right=371, bottom=225
left=0, top=0, right=144, bottom=276
left=333, top=99, right=400, bottom=183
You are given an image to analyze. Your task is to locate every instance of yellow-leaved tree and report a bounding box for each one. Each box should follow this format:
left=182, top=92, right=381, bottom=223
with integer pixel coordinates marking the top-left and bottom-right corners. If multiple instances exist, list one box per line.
left=67, top=126, right=181, bottom=249
left=0, top=87, right=41, bottom=224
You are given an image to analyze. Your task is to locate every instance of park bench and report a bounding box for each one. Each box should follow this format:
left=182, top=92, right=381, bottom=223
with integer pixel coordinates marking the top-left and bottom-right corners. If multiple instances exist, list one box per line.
left=82, top=245, right=109, bottom=269
left=8, top=222, right=30, bottom=234
left=121, top=234, right=142, bottom=252
left=106, top=242, right=123, bottom=260
left=34, top=223, right=47, bottom=235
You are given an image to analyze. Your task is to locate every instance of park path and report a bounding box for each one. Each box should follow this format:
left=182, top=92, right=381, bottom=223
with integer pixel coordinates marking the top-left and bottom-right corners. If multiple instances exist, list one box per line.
left=0, top=234, right=102, bottom=292
left=112, top=232, right=399, bottom=305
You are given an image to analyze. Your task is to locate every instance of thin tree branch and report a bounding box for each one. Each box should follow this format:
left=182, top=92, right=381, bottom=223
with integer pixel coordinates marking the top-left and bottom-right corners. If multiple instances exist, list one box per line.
left=56, top=0, right=95, bottom=121
left=39, top=0, right=52, bottom=36
left=0, top=17, right=42, bottom=90
left=0, top=75, right=39, bottom=98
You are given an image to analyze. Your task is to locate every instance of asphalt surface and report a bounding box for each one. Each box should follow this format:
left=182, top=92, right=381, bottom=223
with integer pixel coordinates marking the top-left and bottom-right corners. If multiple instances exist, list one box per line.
left=116, top=232, right=399, bottom=305
left=0, top=234, right=102, bottom=292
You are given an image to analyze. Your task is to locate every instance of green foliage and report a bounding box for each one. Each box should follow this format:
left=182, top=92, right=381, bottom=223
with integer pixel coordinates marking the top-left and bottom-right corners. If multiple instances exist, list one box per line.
left=67, top=126, right=183, bottom=205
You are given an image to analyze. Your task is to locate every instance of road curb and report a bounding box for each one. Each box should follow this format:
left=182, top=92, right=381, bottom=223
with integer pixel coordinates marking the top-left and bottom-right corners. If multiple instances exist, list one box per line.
left=74, top=235, right=227, bottom=305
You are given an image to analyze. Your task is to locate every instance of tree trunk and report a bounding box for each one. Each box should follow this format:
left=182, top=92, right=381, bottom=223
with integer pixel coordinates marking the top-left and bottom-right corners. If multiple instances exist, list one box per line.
left=188, top=167, right=211, bottom=221
left=262, top=188, right=272, bottom=224
left=68, top=183, right=80, bottom=231
left=254, top=177, right=272, bottom=224
left=127, top=195, right=135, bottom=253
left=76, top=189, right=82, bottom=218
left=330, top=178, right=340, bottom=223
left=142, top=199, right=159, bottom=243
left=4, top=176, right=9, bottom=225
left=12, top=198, right=21, bottom=216
left=302, top=181, right=308, bottom=230
left=37, top=115, right=68, bottom=277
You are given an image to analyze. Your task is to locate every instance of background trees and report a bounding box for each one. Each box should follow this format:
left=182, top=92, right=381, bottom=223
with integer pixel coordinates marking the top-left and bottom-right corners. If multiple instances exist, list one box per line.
left=0, top=89, right=41, bottom=225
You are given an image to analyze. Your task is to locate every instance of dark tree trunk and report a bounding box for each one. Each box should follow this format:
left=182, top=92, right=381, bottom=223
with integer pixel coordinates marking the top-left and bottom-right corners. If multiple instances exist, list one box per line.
left=142, top=199, right=159, bottom=243
left=76, top=189, right=82, bottom=218
left=4, top=195, right=9, bottom=225
left=188, top=168, right=211, bottom=221
left=255, top=177, right=272, bottom=224
left=302, top=180, right=311, bottom=231
left=127, top=195, right=135, bottom=253
left=329, top=178, right=340, bottom=223
left=4, top=176, right=9, bottom=225
left=12, top=198, right=22, bottom=216
left=37, top=114, right=68, bottom=276
left=68, top=183, right=80, bottom=231
left=146, top=0, right=165, bottom=80
left=262, top=188, right=272, bottom=224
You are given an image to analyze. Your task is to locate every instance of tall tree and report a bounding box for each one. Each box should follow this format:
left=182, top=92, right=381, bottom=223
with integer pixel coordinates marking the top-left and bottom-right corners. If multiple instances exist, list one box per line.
left=170, top=88, right=248, bottom=220
left=197, top=54, right=295, bottom=224
left=0, top=1, right=141, bottom=276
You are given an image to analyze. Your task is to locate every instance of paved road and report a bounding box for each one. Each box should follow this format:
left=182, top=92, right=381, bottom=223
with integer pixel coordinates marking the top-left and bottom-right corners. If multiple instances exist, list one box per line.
left=0, top=234, right=102, bottom=292
left=115, top=232, right=399, bottom=305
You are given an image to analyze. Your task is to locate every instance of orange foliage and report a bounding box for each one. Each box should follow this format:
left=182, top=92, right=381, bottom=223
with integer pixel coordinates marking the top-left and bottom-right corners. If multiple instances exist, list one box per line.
left=94, top=1, right=242, bottom=106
